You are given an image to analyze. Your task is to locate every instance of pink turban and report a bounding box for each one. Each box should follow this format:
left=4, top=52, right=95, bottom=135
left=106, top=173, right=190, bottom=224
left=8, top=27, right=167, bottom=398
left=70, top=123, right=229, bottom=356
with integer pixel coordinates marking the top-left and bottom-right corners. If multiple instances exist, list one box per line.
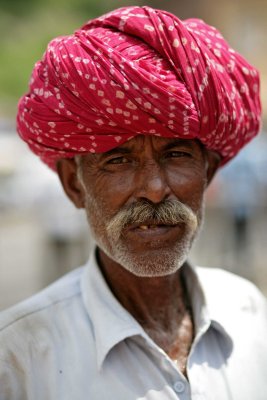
left=17, top=6, right=261, bottom=170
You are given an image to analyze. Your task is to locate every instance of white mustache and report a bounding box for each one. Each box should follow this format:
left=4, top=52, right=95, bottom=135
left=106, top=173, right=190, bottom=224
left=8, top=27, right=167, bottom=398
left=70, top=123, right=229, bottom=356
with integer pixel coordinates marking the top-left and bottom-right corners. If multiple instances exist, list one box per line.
left=106, top=199, right=198, bottom=241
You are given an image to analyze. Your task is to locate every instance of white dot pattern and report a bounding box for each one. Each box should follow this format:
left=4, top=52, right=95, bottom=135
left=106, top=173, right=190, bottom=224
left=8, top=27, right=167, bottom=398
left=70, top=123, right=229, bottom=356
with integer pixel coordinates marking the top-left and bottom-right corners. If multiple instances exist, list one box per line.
left=17, top=6, right=261, bottom=170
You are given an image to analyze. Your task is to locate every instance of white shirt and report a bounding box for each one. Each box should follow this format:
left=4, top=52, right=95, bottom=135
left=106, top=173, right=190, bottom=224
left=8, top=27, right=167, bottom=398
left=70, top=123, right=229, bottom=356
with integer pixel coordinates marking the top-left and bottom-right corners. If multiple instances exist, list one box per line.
left=0, top=250, right=267, bottom=400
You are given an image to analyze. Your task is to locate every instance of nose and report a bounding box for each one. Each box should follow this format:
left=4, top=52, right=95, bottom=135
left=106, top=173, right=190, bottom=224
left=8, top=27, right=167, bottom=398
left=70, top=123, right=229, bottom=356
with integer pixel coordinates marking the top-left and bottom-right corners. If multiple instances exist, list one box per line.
left=134, top=161, right=171, bottom=204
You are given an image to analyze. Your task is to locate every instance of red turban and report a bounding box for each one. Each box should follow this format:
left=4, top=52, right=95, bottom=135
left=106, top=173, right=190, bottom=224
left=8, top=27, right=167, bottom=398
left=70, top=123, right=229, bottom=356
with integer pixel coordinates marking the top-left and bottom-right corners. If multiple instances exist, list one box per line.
left=17, top=6, right=261, bottom=170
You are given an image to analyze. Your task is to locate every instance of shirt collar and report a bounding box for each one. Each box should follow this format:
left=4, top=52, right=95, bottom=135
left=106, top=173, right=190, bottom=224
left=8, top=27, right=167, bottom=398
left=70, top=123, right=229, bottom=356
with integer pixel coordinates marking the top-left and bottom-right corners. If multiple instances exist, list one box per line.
left=184, top=262, right=233, bottom=349
left=81, top=249, right=233, bottom=370
left=194, top=265, right=252, bottom=340
left=81, top=249, right=145, bottom=370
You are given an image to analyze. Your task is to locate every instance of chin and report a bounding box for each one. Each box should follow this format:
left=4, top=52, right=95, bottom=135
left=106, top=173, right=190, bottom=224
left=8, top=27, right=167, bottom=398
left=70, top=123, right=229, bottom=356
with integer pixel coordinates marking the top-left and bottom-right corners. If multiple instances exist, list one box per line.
left=107, top=241, right=192, bottom=278
left=92, top=218, right=200, bottom=277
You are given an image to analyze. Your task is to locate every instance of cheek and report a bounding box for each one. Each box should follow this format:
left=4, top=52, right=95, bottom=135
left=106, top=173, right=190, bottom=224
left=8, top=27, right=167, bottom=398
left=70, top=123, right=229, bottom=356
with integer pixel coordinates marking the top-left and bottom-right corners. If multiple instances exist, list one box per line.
left=167, top=168, right=207, bottom=211
left=85, top=173, right=135, bottom=217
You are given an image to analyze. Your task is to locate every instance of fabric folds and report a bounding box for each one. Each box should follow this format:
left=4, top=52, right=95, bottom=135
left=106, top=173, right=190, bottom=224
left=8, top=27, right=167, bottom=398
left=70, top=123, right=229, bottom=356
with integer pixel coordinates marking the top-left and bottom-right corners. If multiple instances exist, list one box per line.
left=17, top=6, right=261, bottom=170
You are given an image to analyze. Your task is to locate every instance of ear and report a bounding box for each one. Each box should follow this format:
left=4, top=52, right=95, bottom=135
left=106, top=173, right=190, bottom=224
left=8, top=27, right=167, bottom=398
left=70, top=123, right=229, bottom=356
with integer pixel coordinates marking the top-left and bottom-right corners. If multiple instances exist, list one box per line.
left=205, top=150, right=221, bottom=186
left=56, top=158, right=85, bottom=209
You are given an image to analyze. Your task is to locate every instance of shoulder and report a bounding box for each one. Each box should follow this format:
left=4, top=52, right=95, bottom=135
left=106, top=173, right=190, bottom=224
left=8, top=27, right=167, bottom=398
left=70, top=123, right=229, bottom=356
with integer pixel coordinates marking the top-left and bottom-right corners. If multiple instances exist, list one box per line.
left=0, top=266, right=84, bottom=336
left=0, top=266, right=95, bottom=398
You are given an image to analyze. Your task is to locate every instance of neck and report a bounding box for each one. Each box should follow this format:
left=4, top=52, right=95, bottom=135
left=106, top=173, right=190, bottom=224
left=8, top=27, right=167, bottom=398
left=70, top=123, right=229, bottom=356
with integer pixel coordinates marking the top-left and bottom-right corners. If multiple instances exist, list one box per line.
left=97, top=248, right=194, bottom=374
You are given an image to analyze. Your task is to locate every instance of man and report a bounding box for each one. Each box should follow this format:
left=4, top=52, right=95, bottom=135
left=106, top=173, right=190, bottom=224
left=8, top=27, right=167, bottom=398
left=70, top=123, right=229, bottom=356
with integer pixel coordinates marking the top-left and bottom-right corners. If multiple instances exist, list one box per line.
left=1, top=6, right=266, bottom=400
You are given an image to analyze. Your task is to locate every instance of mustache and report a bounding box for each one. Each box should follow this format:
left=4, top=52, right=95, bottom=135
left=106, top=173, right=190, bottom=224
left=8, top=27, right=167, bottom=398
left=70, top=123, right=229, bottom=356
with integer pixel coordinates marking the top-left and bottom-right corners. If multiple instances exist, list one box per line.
left=106, top=199, right=198, bottom=241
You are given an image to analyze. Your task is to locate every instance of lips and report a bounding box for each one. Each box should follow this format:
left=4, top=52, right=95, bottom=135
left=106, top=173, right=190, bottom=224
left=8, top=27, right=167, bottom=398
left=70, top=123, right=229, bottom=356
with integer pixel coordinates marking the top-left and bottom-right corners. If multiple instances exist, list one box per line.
left=128, top=220, right=177, bottom=230
left=124, top=221, right=182, bottom=241
left=138, top=224, right=174, bottom=230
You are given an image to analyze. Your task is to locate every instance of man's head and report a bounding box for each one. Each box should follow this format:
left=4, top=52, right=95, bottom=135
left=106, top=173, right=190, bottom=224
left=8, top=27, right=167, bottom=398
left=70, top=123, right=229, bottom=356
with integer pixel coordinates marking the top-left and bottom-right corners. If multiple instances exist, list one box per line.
left=16, top=6, right=261, bottom=276
left=56, top=135, right=220, bottom=277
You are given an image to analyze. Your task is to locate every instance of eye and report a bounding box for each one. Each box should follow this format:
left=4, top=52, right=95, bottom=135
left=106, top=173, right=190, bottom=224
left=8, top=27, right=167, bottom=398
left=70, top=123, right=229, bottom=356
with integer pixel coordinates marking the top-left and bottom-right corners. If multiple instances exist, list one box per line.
left=166, top=151, right=192, bottom=158
left=106, top=156, right=129, bottom=165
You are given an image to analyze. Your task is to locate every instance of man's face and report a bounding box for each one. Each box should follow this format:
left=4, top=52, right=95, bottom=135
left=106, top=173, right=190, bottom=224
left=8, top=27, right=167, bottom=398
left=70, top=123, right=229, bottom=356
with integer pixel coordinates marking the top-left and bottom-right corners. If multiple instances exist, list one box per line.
left=72, top=135, right=215, bottom=277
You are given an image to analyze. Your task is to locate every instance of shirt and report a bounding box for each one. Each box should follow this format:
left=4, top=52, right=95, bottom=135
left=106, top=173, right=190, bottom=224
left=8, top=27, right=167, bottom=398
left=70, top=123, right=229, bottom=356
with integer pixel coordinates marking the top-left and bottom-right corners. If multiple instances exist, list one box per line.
left=0, top=249, right=267, bottom=400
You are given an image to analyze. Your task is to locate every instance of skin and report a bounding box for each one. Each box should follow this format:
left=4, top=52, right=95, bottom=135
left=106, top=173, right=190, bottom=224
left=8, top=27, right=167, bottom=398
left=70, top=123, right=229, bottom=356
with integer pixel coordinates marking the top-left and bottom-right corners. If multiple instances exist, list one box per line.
left=57, top=135, right=220, bottom=377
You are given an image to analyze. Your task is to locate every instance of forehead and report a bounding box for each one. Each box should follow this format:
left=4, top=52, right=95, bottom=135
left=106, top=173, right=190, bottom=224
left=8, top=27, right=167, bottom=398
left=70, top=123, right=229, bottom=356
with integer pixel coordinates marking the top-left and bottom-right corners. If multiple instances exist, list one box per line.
left=101, top=135, right=203, bottom=155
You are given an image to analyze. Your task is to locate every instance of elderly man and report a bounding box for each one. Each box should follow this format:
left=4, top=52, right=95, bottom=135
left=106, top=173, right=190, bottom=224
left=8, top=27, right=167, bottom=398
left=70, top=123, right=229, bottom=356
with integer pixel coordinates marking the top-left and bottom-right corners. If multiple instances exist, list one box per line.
left=1, top=6, right=266, bottom=400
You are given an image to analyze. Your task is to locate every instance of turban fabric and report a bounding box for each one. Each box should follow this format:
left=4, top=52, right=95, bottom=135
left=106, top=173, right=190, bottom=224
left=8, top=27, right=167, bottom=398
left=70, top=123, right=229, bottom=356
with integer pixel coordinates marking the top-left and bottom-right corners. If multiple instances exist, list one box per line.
left=17, top=6, right=261, bottom=170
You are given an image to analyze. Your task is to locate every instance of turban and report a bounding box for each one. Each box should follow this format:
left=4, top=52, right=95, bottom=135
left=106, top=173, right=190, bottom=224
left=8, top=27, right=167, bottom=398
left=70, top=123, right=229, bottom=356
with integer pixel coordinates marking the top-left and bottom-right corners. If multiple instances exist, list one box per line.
left=17, top=6, right=261, bottom=170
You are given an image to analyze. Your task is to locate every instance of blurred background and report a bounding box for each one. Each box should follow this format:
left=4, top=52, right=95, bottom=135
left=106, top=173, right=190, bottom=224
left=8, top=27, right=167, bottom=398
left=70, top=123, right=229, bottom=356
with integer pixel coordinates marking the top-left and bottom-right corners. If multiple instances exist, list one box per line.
left=0, top=0, right=266, bottom=310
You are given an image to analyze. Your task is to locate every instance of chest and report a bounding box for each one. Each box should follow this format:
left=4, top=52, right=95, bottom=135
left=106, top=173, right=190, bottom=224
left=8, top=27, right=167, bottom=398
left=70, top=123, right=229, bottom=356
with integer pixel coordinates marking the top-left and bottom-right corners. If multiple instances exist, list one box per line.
left=27, top=334, right=267, bottom=399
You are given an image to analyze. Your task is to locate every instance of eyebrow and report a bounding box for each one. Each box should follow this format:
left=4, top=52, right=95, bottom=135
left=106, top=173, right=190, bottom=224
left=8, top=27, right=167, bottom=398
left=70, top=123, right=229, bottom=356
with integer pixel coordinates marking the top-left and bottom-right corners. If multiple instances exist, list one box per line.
left=99, top=146, right=132, bottom=159
left=161, top=139, right=196, bottom=151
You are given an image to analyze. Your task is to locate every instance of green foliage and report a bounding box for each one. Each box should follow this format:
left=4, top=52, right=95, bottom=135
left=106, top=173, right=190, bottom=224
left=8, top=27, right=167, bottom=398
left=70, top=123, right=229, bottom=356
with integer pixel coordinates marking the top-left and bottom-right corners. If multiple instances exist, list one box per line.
left=0, top=0, right=106, bottom=117
left=0, top=0, right=42, bottom=15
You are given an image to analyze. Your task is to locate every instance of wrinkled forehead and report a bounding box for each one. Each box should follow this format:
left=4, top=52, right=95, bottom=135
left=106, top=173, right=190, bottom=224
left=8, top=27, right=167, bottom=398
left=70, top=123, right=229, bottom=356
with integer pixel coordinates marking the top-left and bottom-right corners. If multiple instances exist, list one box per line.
left=104, top=135, right=201, bottom=151
left=77, top=135, right=219, bottom=165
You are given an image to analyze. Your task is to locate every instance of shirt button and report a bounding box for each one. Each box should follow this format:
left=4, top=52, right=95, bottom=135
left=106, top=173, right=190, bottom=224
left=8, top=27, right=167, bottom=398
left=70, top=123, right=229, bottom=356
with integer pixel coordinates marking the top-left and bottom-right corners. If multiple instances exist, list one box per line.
left=173, top=381, right=185, bottom=393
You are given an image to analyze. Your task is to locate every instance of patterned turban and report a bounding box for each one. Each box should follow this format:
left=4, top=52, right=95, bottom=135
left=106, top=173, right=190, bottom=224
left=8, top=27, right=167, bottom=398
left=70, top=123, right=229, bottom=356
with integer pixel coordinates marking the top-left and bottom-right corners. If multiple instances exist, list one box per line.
left=17, top=6, right=261, bottom=170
